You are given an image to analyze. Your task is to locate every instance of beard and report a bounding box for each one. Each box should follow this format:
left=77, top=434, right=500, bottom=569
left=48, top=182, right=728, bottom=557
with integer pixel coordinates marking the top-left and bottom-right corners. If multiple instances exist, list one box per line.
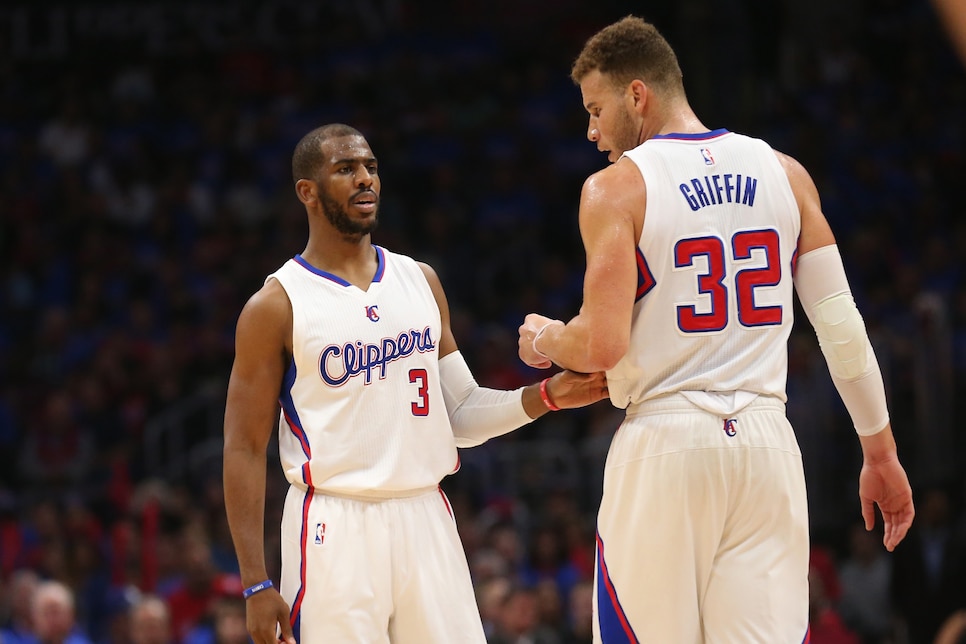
left=612, top=107, right=642, bottom=156
left=319, top=188, right=379, bottom=238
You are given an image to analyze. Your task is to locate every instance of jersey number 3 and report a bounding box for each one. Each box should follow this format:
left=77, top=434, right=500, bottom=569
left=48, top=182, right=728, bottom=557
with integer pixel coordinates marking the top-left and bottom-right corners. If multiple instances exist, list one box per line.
left=409, top=368, right=430, bottom=416
left=674, top=229, right=782, bottom=333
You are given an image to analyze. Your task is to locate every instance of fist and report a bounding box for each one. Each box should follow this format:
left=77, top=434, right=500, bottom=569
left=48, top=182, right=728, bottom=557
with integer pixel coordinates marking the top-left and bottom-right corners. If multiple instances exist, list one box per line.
left=518, top=314, right=562, bottom=369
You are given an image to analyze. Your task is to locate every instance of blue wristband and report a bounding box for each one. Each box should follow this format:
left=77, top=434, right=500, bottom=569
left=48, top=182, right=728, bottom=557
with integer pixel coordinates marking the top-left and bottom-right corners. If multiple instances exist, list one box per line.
left=242, top=580, right=273, bottom=599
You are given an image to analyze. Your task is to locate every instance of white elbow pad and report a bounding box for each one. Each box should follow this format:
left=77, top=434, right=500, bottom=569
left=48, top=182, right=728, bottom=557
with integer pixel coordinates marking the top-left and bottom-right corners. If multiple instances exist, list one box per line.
left=438, top=351, right=533, bottom=448
left=795, top=245, right=889, bottom=435
left=811, top=292, right=869, bottom=381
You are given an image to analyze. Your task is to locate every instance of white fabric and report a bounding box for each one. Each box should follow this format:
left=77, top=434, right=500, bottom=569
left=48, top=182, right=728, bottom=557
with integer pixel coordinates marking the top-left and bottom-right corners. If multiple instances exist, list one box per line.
left=280, top=486, right=486, bottom=643
left=594, top=395, right=809, bottom=644
left=267, top=247, right=459, bottom=498
left=438, top=351, right=532, bottom=448
left=611, top=131, right=800, bottom=409
left=794, top=245, right=889, bottom=435
left=811, top=292, right=870, bottom=380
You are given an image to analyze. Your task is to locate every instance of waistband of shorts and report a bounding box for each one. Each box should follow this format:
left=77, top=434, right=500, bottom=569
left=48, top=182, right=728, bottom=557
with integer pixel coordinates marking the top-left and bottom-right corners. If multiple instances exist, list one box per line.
left=288, top=482, right=440, bottom=502
left=624, top=392, right=785, bottom=418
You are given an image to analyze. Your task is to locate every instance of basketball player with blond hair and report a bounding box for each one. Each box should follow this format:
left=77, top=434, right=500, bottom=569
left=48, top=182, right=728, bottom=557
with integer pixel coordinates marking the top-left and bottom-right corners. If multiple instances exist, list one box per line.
left=518, top=16, right=915, bottom=643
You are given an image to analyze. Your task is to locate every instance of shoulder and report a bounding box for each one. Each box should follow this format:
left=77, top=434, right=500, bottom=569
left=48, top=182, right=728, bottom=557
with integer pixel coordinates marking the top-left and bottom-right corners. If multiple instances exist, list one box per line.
left=237, top=278, right=291, bottom=332
left=583, top=156, right=645, bottom=195
left=771, top=149, right=813, bottom=186
left=579, top=157, right=646, bottom=219
left=416, top=261, right=443, bottom=290
left=770, top=148, right=821, bottom=205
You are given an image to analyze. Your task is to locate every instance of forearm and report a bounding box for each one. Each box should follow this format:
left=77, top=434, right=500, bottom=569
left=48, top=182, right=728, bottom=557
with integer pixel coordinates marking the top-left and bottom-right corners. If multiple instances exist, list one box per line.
left=535, top=316, right=617, bottom=373
left=440, top=352, right=608, bottom=447
left=858, top=423, right=899, bottom=463
left=224, top=445, right=270, bottom=586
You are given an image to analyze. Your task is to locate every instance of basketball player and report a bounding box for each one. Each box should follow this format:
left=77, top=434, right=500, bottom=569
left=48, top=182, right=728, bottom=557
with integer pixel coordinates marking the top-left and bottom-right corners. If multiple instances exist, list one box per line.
left=516, top=16, right=915, bottom=643
left=222, top=123, right=607, bottom=644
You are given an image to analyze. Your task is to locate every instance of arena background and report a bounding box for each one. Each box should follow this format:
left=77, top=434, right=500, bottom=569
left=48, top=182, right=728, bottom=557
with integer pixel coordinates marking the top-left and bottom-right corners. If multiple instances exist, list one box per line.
left=1, top=1, right=965, bottom=642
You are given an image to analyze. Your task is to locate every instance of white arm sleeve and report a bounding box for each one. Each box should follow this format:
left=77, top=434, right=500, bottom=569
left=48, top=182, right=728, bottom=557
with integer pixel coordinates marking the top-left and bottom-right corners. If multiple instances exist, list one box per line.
left=438, top=351, right=534, bottom=448
left=794, top=244, right=889, bottom=435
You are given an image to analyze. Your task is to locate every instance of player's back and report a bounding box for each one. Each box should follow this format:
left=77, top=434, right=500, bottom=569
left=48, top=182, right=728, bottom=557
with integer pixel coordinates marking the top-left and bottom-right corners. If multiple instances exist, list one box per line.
left=608, top=130, right=800, bottom=411
left=268, top=247, right=459, bottom=498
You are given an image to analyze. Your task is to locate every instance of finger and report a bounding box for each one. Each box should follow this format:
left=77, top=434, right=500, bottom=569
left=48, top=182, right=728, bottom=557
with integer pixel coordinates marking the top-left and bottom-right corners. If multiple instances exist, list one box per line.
left=279, top=618, right=296, bottom=644
left=888, top=510, right=913, bottom=549
left=860, top=497, right=875, bottom=531
left=881, top=517, right=895, bottom=551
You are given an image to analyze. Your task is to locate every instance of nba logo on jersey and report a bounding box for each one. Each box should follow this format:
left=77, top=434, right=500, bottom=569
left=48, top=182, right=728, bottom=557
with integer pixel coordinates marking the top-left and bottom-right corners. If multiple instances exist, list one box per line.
left=365, top=305, right=380, bottom=322
left=700, top=147, right=715, bottom=166
left=315, top=522, right=326, bottom=545
left=723, top=418, right=737, bottom=437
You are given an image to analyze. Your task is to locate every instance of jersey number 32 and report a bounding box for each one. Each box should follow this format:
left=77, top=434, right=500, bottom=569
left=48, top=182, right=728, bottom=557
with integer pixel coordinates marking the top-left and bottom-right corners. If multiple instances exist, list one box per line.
left=674, top=228, right=782, bottom=333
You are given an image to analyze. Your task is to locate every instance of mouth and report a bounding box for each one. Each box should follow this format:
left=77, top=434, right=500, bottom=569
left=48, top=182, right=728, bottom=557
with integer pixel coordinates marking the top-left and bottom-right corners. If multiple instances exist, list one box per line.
left=351, top=191, right=378, bottom=214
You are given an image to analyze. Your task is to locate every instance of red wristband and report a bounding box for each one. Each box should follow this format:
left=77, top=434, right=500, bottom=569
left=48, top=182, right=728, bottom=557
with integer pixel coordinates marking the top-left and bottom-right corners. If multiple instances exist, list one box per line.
left=540, top=377, right=560, bottom=411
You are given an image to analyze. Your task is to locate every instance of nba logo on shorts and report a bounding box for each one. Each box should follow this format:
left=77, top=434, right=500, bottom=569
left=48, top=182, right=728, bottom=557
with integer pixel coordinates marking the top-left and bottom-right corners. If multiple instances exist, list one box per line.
left=315, top=522, right=326, bottom=545
left=723, top=418, right=737, bottom=437
left=700, top=147, right=715, bottom=166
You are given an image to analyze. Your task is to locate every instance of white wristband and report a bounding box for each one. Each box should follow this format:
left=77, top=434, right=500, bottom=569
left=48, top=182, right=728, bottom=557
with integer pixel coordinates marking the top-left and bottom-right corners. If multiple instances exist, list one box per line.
left=532, top=321, right=563, bottom=360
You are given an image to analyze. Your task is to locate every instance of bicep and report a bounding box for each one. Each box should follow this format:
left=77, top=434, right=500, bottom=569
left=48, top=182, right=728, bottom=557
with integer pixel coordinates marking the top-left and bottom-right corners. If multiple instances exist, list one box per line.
left=224, top=285, right=290, bottom=453
left=577, top=173, right=640, bottom=337
left=417, top=262, right=459, bottom=358
left=777, top=151, right=837, bottom=256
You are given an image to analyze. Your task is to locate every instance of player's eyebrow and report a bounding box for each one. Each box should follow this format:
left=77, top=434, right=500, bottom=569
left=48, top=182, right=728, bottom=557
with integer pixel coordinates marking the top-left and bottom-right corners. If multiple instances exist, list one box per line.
left=333, top=156, right=378, bottom=165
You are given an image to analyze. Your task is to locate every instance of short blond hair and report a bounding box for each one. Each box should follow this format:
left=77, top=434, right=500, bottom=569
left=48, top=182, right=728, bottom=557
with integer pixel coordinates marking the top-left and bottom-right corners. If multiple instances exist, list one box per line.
left=571, top=16, right=684, bottom=95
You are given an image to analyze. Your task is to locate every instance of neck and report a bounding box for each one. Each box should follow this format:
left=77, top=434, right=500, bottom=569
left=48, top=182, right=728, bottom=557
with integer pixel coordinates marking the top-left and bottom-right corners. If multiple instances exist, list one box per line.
left=646, top=99, right=708, bottom=140
left=299, top=232, right=381, bottom=290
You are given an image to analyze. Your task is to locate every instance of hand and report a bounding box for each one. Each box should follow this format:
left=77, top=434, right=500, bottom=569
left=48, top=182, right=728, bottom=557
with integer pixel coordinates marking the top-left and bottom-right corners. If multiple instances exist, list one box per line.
left=546, top=370, right=609, bottom=409
left=858, top=456, right=914, bottom=552
left=519, top=314, right=563, bottom=369
left=246, top=589, right=296, bottom=644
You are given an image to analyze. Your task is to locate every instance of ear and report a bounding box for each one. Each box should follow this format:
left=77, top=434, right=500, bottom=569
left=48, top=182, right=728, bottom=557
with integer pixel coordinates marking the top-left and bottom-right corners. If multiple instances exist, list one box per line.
left=295, top=178, right=317, bottom=206
left=628, top=79, right=648, bottom=114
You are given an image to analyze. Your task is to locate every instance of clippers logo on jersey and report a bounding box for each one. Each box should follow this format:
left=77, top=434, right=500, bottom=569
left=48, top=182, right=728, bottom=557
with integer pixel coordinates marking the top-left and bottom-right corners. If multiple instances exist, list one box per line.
left=315, top=522, right=326, bottom=545
left=365, top=305, right=380, bottom=322
left=319, top=327, right=436, bottom=386
left=723, top=418, right=737, bottom=437
left=700, top=147, right=715, bottom=166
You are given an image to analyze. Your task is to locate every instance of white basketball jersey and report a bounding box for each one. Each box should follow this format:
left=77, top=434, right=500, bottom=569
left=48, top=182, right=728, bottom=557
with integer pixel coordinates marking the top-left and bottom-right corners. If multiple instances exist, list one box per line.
left=268, top=247, right=459, bottom=498
left=607, top=130, right=801, bottom=409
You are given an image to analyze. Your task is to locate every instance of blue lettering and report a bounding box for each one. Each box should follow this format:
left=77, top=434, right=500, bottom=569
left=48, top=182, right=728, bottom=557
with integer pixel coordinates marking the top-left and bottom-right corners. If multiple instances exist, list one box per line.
left=742, top=176, right=757, bottom=206
left=680, top=183, right=700, bottom=211
left=319, top=327, right=437, bottom=386
left=691, top=179, right=711, bottom=207
left=712, top=174, right=724, bottom=205
left=704, top=176, right=716, bottom=204
left=723, top=174, right=734, bottom=203
left=320, top=345, right=349, bottom=386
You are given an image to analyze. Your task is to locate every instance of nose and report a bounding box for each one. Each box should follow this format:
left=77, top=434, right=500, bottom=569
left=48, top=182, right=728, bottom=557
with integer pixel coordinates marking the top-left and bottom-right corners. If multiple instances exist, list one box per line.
left=356, top=167, right=374, bottom=187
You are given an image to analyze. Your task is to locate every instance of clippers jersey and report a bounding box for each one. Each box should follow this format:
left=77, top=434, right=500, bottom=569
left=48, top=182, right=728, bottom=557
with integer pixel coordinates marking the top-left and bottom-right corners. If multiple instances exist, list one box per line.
left=268, top=247, right=459, bottom=498
left=607, top=130, right=801, bottom=409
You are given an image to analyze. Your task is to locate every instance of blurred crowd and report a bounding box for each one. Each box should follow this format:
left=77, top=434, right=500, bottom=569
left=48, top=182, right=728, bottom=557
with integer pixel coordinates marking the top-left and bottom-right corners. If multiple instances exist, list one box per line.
left=1, top=0, right=965, bottom=642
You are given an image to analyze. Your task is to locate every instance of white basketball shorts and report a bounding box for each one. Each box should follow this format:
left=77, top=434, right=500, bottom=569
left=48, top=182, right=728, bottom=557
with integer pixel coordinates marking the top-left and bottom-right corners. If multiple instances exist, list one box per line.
left=593, top=394, right=810, bottom=644
left=279, top=485, right=486, bottom=643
